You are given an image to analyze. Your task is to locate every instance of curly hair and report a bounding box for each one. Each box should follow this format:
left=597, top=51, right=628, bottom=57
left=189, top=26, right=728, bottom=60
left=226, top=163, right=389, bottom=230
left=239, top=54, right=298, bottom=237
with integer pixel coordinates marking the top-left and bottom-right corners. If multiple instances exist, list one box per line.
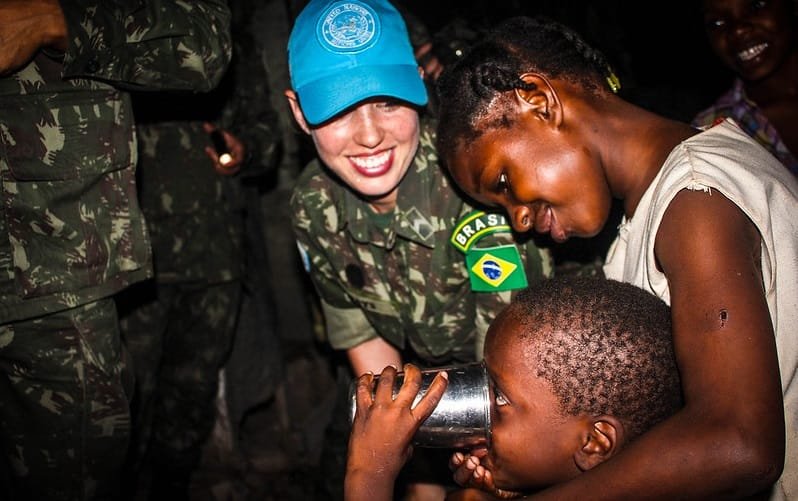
left=495, top=276, right=682, bottom=441
left=435, top=16, right=619, bottom=159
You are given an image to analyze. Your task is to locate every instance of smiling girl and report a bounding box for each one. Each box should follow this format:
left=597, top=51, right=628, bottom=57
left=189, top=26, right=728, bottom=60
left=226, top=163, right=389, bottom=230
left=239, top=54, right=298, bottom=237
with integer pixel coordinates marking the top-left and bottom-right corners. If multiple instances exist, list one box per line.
left=693, top=0, right=798, bottom=176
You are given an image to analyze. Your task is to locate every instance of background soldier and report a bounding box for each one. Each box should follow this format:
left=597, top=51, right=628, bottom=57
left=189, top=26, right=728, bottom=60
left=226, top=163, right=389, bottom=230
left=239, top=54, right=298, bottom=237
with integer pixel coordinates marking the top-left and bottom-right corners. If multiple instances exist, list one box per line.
left=0, top=1, right=232, bottom=500
left=115, top=0, right=282, bottom=498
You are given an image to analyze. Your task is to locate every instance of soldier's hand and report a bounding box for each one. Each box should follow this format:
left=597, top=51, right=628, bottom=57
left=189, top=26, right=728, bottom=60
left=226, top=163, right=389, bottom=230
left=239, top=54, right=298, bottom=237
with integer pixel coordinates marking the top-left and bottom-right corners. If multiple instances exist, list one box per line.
left=415, top=42, right=443, bottom=82
left=0, top=0, right=68, bottom=76
left=202, top=122, right=244, bottom=176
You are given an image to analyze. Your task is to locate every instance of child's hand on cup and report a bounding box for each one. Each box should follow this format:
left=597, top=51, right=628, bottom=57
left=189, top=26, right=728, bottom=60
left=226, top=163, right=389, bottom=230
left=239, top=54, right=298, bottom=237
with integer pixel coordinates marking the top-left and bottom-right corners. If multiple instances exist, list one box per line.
left=345, top=364, right=448, bottom=500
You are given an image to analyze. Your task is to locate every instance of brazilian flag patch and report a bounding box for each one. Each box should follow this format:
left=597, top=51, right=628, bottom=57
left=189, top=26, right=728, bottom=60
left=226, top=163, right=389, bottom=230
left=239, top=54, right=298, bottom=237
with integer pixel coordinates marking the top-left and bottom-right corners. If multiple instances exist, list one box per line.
left=465, top=245, right=528, bottom=292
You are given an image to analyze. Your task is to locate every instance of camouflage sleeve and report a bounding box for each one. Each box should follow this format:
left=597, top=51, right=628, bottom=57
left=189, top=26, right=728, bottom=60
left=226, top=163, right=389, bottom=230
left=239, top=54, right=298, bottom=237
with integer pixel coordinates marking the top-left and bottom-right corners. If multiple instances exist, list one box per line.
left=318, top=299, right=380, bottom=351
left=59, top=0, right=232, bottom=92
left=472, top=288, right=511, bottom=359
left=289, top=178, right=380, bottom=349
left=292, top=217, right=381, bottom=349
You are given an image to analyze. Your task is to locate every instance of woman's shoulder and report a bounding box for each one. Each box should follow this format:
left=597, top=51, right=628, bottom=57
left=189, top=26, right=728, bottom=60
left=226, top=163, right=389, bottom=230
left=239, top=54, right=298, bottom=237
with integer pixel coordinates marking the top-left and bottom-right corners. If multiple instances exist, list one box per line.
left=643, top=120, right=798, bottom=230
left=289, top=158, right=346, bottom=225
left=291, top=158, right=341, bottom=200
left=679, top=119, right=791, bottom=183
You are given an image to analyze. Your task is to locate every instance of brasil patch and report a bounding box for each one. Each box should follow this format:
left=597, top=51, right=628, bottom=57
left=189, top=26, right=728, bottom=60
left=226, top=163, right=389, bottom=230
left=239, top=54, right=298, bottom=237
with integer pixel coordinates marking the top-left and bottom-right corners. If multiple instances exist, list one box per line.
left=465, top=245, right=528, bottom=292
left=450, top=210, right=511, bottom=253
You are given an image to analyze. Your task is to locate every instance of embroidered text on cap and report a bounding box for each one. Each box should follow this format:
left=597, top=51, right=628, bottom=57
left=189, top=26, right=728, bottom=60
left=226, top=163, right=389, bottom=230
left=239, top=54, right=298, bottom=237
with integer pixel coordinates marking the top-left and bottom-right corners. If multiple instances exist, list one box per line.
left=317, top=1, right=380, bottom=53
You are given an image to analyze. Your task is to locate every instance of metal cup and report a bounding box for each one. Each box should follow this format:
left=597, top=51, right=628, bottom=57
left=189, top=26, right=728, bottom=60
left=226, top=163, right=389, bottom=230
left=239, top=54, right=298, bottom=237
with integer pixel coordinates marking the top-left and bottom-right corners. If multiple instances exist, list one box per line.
left=348, top=361, right=491, bottom=448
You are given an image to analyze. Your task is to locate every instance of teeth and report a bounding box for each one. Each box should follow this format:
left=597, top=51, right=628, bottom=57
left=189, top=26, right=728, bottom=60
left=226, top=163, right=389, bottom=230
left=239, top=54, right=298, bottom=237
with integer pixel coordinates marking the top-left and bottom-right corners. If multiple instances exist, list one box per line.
left=738, top=43, right=768, bottom=61
left=350, top=150, right=390, bottom=170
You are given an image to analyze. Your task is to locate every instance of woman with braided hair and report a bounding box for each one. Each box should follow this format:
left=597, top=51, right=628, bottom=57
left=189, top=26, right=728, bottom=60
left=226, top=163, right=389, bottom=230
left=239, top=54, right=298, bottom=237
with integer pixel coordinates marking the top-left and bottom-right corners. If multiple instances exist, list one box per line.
left=430, top=15, right=798, bottom=501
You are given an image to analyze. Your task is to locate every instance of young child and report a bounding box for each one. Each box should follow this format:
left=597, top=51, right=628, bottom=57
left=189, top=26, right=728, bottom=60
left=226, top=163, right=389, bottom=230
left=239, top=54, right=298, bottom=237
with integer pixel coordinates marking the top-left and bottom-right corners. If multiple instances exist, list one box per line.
left=434, top=15, right=798, bottom=500
left=285, top=1, right=551, bottom=497
left=346, top=276, right=683, bottom=500
left=693, top=0, right=798, bottom=177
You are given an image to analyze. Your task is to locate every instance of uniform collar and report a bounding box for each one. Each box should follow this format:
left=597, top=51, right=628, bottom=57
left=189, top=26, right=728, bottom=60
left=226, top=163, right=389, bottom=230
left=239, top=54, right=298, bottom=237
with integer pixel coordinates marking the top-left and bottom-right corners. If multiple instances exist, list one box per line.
left=340, top=118, right=439, bottom=249
left=341, top=160, right=436, bottom=249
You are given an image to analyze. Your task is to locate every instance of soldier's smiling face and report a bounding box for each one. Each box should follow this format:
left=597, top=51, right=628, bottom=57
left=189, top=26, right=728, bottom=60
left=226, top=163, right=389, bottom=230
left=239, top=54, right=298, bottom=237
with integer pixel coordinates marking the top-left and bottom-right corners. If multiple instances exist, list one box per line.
left=288, top=92, right=420, bottom=213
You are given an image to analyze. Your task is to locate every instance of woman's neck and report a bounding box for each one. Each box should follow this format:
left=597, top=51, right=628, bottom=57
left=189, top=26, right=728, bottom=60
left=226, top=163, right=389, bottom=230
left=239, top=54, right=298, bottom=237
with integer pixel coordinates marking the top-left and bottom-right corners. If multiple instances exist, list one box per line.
left=598, top=98, right=699, bottom=219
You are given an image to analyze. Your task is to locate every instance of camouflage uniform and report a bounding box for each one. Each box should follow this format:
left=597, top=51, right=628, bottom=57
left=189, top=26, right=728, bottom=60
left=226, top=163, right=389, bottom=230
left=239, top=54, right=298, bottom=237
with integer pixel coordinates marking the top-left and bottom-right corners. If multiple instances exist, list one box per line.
left=292, top=118, right=552, bottom=497
left=291, top=119, right=554, bottom=366
left=0, top=2, right=231, bottom=500
left=116, top=0, right=281, bottom=496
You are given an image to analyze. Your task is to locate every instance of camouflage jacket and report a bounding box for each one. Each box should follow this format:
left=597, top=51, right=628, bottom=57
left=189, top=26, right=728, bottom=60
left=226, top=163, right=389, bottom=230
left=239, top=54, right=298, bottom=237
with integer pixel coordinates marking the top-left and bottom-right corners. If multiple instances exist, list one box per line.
left=132, top=120, right=246, bottom=284
left=291, top=119, right=553, bottom=364
left=132, top=0, right=281, bottom=284
left=0, top=0, right=232, bottom=323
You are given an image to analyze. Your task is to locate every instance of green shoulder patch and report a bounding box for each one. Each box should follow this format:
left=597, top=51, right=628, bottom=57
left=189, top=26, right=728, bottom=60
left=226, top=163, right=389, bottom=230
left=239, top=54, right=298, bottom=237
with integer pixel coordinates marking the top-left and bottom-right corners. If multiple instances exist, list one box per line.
left=450, top=210, right=511, bottom=253
left=465, top=245, right=528, bottom=292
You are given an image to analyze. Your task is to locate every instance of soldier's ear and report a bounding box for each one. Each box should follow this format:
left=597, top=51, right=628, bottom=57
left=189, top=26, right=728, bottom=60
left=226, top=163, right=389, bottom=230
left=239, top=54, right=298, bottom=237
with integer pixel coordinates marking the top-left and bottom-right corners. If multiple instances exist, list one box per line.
left=285, top=89, right=312, bottom=134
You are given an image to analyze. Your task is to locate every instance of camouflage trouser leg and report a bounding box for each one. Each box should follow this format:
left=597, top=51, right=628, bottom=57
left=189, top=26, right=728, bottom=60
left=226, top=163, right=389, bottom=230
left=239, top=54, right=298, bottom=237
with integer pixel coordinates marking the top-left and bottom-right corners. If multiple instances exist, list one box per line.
left=119, top=280, right=241, bottom=498
left=0, top=298, right=132, bottom=501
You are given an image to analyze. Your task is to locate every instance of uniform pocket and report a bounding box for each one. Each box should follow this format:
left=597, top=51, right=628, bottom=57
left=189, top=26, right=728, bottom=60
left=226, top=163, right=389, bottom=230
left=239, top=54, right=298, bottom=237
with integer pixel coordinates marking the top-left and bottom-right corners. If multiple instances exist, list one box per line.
left=0, top=89, right=148, bottom=298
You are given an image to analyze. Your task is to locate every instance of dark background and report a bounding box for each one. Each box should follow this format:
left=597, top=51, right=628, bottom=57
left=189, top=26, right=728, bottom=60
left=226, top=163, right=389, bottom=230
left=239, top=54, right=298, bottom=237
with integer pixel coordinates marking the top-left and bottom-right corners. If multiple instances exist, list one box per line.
left=402, top=0, right=734, bottom=121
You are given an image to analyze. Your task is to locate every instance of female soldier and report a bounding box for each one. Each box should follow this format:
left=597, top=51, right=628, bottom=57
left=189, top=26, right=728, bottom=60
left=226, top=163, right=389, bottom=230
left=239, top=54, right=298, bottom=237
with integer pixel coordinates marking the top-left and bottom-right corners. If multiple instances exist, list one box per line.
left=285, top=1, right=551, bottom=498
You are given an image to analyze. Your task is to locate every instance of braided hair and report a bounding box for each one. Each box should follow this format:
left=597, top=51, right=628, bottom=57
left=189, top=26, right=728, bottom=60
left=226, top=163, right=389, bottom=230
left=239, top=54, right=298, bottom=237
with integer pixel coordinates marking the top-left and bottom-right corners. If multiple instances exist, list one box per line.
left=492, top=276, right=682, bottom=441
left=436, top=16, right=621, bottom=159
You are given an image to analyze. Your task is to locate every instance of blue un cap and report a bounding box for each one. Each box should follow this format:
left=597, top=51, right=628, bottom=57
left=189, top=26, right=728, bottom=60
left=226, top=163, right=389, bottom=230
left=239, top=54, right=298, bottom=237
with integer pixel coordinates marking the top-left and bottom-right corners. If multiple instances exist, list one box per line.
left=288, top=0, right=428, bottom=126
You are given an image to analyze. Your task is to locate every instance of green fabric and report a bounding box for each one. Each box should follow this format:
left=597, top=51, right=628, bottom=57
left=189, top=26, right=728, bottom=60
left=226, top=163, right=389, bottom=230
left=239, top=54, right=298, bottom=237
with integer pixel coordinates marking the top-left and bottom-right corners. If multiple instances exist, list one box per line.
left=0, top=0, right=233, bottom=323
left=465, top=245, right=528, bottom=292
left=291, top=118, right=554, bottom=362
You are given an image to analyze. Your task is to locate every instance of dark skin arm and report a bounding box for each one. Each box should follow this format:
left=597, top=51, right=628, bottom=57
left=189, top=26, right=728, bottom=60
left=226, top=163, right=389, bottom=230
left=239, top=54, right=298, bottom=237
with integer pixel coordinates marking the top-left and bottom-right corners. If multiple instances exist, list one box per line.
left=345, top=364, right=448, bottom=501
left=648, top=189, right=783, bottom=495
left=0, top=0, right=67, bottom=75
left=452, top=189, right=784, bottom=499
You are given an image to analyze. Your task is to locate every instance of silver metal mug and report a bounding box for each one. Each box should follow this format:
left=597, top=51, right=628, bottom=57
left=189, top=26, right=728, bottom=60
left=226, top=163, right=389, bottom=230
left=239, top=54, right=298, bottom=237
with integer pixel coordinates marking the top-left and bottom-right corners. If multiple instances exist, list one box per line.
left=348, top=361, right=491, bottom=448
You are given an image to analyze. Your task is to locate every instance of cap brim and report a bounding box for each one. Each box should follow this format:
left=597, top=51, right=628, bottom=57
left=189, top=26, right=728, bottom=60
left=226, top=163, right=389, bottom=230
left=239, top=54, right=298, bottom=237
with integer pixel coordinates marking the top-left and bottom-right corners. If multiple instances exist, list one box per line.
left=296, top=64, right=428, bottom=126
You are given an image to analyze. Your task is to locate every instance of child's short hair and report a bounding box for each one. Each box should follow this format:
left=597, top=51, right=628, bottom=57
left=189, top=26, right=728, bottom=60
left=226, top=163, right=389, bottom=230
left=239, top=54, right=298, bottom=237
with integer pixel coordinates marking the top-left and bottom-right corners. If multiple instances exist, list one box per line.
left=494, top=276, right=683, bottom=440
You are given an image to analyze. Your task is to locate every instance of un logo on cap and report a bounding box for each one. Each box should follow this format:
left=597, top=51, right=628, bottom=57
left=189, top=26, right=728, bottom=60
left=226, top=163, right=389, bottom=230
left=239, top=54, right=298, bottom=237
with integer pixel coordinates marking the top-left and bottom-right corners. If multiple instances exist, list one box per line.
left=318, top=2, right=379, bottom=53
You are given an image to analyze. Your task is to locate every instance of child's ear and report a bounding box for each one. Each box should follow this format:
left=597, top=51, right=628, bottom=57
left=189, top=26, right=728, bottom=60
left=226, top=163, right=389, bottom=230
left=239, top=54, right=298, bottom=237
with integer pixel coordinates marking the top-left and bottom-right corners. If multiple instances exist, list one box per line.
left=514, top=73, right=562, bottom=128
left=573, top=416, right=626, bottom=471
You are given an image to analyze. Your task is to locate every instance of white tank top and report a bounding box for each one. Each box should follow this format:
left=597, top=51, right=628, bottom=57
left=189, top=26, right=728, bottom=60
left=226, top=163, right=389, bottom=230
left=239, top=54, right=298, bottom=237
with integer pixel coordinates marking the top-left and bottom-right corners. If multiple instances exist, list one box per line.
left=604, top=118, right=798, bottom=500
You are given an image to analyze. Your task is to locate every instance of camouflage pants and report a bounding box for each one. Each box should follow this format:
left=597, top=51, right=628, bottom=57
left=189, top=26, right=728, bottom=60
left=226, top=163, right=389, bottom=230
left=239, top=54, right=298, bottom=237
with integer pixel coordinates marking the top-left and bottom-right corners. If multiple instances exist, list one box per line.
left=0, top=298, right=132, bottom=501
left=117, top=280, right=241, bottom=497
